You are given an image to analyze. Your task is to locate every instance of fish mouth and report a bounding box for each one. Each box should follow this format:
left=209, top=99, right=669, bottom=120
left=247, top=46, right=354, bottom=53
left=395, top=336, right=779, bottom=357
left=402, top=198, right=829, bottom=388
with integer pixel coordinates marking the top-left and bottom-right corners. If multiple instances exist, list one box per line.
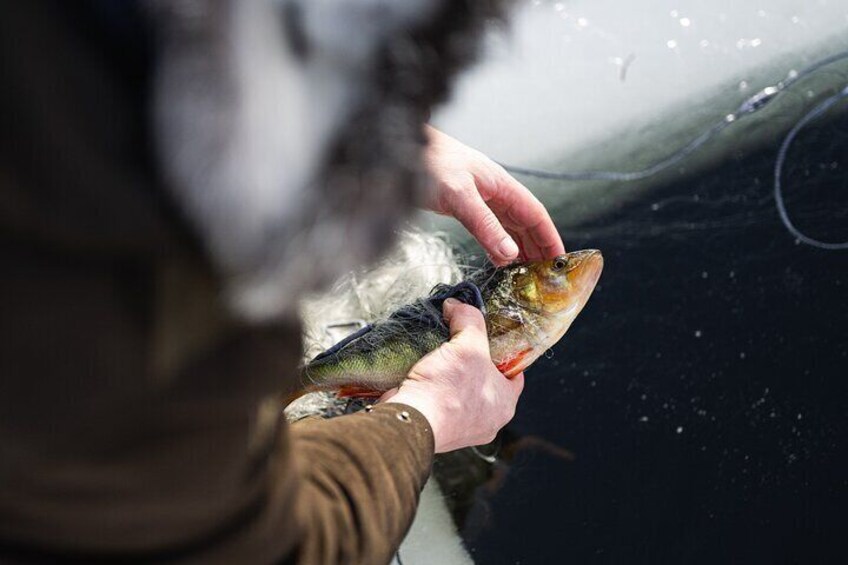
left=566, top=249, right=604, bottom=305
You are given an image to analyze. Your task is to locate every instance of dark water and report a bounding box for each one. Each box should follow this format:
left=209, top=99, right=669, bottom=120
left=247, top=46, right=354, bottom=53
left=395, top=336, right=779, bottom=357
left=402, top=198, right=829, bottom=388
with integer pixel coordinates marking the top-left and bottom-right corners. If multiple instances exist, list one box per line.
left=462, top=97, right=848, bottom=563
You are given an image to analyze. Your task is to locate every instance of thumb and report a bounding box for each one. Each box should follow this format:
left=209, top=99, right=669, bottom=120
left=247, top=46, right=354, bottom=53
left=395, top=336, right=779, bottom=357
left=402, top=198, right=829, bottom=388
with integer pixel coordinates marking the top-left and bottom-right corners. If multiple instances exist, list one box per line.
left=443, top=298, right=488, bottom=344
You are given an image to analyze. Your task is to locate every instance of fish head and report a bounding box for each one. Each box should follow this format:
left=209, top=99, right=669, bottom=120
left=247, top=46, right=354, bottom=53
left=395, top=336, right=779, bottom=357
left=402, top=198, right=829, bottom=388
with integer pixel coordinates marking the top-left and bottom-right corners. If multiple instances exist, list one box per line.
left=511, top=250, right=604, bottom=316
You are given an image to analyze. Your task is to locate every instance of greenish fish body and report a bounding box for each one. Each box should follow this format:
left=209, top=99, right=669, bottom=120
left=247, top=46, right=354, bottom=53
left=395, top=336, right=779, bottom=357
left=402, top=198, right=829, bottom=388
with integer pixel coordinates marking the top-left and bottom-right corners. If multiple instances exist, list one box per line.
left=302, top=250, right=603, bottom=396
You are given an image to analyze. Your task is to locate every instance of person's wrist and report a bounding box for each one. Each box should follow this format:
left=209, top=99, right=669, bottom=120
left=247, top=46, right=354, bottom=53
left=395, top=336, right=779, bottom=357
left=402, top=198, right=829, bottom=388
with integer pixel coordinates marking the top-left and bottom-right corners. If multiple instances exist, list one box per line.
left=385, top=390, right=444, bottom=452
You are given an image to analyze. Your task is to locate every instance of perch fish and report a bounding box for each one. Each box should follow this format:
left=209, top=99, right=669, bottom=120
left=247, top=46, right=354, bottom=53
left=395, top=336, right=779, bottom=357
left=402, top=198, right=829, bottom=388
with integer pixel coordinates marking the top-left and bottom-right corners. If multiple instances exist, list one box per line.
left=302, top=250, right=603, bottom=397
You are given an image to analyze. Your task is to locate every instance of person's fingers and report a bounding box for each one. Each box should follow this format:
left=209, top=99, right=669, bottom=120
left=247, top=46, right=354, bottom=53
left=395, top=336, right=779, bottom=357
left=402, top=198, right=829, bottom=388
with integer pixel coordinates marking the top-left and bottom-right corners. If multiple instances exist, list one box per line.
left=424, top=126, right=562, bottom=263
left=444, top=184, right=519, bottom=265
left=488, top=170, right=565, bottom=260
left=511, top=208, right=564, bottom=260
left=506, top=228, right=528, bottom=261
left=507, top=227, right=543, bottom=262
left=525, top=220, right=566, bottom=260
left=443, top=298, right=489, bottom=345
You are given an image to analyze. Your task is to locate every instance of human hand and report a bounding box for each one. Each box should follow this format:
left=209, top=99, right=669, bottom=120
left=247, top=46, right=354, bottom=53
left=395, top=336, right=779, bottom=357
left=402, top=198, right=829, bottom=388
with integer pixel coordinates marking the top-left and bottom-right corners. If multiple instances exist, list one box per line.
left=423, top=125, right=565, bottom=265
left=382, top=298, right=524, bottom=453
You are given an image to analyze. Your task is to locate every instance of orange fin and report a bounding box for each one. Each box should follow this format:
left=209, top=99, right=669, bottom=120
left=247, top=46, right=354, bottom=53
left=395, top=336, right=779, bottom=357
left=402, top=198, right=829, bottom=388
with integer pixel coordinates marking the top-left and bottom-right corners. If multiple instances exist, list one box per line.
left=496, top=348, right=533, bottom=378
left=337, top=385, right=384, bottom=399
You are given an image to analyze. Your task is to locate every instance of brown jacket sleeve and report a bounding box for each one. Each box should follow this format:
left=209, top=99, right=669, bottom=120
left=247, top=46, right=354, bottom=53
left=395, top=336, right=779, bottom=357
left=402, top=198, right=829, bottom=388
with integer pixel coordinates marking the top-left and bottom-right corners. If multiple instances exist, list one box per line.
left=288, top=405, right=434, bottom=565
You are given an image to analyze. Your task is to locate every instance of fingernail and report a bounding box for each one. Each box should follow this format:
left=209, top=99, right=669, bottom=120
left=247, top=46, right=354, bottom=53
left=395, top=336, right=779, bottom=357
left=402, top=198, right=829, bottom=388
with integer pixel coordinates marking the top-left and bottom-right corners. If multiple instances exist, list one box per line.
left=444, top=298, right=460, bottom=307
left=497, top=237, right=519, bottom=260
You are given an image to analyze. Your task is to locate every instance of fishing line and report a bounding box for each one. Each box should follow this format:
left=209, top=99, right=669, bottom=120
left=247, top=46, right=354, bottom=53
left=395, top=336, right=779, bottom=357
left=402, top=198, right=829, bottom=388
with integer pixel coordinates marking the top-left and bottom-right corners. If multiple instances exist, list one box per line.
left=504, top=120, right=731, bottom=183
left=774, top=85, right=848, bottom=250
left=501, top=49, right=848, bottom=250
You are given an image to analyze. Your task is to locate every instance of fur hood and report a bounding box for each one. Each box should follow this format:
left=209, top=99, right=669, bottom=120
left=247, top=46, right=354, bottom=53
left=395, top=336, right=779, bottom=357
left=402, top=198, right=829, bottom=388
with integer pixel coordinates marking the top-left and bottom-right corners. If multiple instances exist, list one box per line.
left=150, top=0, right=508, bottom=320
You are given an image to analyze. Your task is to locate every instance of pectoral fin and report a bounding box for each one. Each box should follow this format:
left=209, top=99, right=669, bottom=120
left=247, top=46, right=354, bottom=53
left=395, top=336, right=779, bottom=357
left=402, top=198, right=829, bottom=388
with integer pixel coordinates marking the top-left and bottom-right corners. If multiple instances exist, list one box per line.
left=495, top=347, right=533, bottom=378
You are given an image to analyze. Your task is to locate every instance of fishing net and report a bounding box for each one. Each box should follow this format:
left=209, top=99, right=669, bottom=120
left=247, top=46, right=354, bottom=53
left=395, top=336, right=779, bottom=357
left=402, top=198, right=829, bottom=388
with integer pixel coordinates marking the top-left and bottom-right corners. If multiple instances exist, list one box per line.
left=287, top=230, right=466, bottom=421
left=309, top=280, right=485, bottom=365
left=298, top=230, right=464, bottom=359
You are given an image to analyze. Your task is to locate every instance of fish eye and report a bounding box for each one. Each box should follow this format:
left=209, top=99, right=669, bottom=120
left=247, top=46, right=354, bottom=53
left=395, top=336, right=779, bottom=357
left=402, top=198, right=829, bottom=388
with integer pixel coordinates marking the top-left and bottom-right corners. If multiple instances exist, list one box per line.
left=552, top=257, right=568, bottom=271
